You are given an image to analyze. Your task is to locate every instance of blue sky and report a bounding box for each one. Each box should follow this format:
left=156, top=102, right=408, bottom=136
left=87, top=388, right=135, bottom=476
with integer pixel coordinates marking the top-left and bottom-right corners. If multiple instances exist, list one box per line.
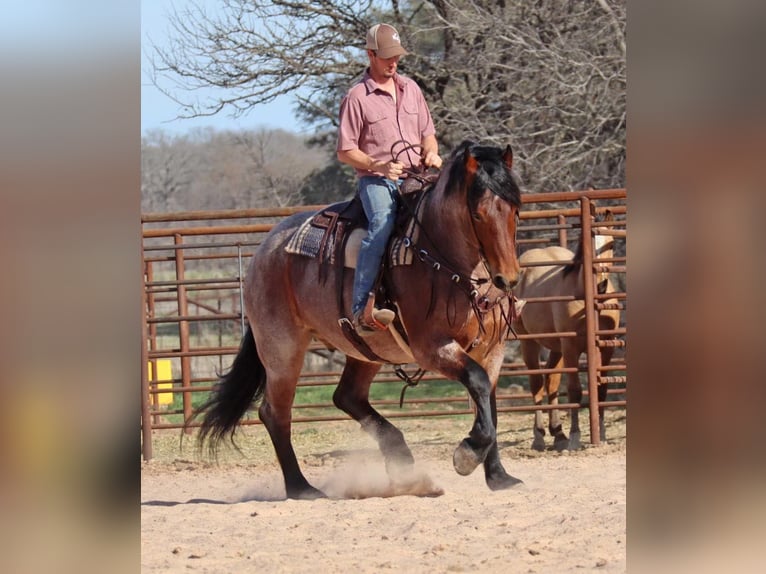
left=141, top=0, right=302, bottom=135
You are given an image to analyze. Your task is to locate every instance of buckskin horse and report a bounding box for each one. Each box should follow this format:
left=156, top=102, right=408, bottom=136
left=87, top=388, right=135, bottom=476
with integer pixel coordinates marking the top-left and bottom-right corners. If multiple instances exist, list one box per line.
left=188, top=140, right=524, bottom=499
left=512, top=211, right=621, bottom=451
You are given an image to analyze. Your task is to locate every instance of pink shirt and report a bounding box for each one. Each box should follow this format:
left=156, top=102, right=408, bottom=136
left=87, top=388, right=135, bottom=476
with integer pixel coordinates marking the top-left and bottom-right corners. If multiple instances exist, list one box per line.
left=337, top=71, right=436, bottom=177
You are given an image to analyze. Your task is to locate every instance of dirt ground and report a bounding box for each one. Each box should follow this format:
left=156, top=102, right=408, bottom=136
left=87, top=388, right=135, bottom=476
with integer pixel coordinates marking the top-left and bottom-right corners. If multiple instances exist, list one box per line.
left=141, top=410, right=626, bottom=573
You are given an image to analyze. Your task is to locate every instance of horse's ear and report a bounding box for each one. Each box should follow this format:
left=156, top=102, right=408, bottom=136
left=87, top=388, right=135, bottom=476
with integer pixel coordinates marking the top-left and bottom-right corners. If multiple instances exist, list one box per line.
left=453, top=139, right=474, bottom=160
left=502, top=145, right=513, bottom=169
left=465, top=150, right=479, bottom=179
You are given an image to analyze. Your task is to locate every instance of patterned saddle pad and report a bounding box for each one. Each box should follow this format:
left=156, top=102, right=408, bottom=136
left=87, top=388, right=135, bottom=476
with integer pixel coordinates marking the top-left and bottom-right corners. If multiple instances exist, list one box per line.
left=284, top=198, right=362, bottom=266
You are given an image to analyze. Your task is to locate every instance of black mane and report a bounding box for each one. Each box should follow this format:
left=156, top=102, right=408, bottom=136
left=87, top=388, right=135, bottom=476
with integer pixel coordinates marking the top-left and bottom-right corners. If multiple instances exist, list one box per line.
left=446, top=140, right=521, bottom=207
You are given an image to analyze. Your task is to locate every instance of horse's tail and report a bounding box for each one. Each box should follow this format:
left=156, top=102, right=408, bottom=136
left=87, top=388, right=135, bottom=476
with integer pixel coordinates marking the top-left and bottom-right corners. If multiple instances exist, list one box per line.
left=186, top=325, right=266, bottom=457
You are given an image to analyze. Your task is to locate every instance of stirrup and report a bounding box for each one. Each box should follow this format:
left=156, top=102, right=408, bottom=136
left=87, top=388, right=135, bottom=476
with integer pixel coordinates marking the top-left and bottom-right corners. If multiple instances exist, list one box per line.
left=353, top=293, right=395, bottom=334
left=353, top=308, right=395, bottom=334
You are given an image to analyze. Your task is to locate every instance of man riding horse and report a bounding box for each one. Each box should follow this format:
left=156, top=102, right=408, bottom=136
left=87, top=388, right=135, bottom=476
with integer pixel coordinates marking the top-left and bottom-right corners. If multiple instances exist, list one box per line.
left=337, top=23, right=443, bottom=335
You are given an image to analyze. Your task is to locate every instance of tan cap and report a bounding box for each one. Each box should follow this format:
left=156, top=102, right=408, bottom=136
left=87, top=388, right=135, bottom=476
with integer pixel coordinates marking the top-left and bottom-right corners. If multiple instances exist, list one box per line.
left=366, top=24, right=408, bottom=59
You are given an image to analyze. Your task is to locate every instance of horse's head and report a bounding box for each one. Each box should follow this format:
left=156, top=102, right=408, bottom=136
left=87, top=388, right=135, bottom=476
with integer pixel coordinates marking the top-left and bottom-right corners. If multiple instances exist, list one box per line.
left=446, top=141, right=522, bottom=292
left=593, top=210, right=616, bottom=294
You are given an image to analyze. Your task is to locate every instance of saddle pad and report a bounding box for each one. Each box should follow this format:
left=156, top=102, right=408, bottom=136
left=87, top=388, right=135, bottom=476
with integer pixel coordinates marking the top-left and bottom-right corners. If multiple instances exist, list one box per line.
left=285, top=217, right=327, bottom=259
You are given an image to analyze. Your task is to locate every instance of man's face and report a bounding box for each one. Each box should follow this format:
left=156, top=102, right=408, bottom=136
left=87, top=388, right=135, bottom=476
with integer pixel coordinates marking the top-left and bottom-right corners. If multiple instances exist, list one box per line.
left=368, top=51, right=400, bottom=79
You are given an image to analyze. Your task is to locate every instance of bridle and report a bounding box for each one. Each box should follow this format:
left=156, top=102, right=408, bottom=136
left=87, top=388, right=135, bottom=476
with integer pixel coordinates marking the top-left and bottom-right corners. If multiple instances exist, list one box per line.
left=390, top=142, right=519, bottom=345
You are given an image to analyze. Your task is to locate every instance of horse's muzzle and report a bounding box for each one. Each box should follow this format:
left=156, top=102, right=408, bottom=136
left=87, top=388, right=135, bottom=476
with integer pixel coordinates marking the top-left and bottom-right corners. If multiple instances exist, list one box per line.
left=493, top=274, right=519, bottom=292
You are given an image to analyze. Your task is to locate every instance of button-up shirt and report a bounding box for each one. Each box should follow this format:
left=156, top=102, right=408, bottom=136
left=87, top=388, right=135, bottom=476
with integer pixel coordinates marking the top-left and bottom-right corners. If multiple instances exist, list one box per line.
left=337, top=70, right=436, bottom=177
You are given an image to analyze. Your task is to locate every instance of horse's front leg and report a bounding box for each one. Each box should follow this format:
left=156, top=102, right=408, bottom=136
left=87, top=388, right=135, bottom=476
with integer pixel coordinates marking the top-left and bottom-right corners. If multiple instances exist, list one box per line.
left=430, top=346, right=497, bottom=476
left=521, top=340, right=547, bottom=451
left=545, top=351, right=569, bottom=451
left=482, top=387, right=524, bottom=490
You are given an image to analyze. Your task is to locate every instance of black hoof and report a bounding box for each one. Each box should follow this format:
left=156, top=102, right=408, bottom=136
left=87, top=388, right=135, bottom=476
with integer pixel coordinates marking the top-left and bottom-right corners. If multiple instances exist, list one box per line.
left=568, top=431, right=582, bottom=451
left=553, top=434, right=569, bottom=452
left=487, top=473, right=524, bottom=491
left=287, top=485, right=326, bottom=500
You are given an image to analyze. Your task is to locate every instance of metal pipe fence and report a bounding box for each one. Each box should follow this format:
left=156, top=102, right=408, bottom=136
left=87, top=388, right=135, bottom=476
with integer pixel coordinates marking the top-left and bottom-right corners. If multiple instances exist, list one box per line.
left=141, top=189, right=626, bottom=461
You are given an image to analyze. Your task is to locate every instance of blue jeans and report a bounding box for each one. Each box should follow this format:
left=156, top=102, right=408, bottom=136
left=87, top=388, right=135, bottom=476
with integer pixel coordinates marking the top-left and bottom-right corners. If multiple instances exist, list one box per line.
left=352, top=176, right=399, bottom=315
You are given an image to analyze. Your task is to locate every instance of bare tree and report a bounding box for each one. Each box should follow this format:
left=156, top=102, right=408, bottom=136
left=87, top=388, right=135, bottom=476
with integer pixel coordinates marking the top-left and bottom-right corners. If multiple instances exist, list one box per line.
left=141, top=130, right=195, bottom=212
left=150, top=0, right=625, bottom=193
left=142, top=127, right=325, bottom=211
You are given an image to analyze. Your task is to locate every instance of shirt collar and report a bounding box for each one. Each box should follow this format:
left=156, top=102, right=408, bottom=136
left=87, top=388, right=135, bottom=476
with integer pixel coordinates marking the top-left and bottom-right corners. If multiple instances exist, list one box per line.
left=363, top=69, right=402, bottom=95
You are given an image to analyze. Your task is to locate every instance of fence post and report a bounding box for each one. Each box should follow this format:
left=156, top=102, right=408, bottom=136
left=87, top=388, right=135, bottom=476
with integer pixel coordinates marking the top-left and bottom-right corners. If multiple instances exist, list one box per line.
left=141, top=253, right=154, bottom=461
left=237, top=242, right=246, bottom=337
left=174, top=234, right=193, bottom=433
left=580, top=198, right=602, bottom=446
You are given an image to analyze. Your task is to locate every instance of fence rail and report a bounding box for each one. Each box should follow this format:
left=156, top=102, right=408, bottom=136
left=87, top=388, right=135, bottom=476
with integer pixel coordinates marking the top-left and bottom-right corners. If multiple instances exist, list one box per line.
left=141, top=189, right=626, bottom=461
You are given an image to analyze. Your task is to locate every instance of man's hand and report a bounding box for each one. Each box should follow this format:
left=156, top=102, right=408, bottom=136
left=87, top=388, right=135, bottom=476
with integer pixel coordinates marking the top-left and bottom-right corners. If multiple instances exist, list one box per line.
left=374, top=160, right=404, bottom=181
left=422, top=150, right=443, bottom=169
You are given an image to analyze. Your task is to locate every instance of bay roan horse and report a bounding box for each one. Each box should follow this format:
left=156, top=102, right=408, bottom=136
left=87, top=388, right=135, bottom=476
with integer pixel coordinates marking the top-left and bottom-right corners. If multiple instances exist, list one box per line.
left=512, top=211, right=621, bottom=451
left=188, top=141, right=523, bottom=499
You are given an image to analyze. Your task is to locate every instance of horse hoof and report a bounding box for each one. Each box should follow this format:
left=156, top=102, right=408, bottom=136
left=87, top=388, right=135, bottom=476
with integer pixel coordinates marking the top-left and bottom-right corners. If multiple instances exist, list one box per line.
left=453, top=439, right=483, bottom=476
left=487, top=473, right=524, bottom=491
left=553, top=436, right=569, bottom=452
left=531, top=437, right=546, bottom=451
left=568, top=432, right=581, bottom=451
left=288, top=486, right=326, bottom=500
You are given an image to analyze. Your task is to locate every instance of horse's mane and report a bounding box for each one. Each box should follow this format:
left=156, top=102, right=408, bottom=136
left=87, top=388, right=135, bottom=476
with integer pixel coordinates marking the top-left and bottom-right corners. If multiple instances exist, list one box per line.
left=563, top=210, right=614, bottom=277
left=563, top=240, right=583, bottom=276
left=444, top=140, right=521, bottom=207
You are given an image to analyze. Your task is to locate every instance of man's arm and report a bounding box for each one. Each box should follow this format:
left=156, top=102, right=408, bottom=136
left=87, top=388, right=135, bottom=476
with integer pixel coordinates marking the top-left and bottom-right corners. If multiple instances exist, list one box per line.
left=337, top=148, right=404, bottom=181
left=420, top=134, right=442, bottom=169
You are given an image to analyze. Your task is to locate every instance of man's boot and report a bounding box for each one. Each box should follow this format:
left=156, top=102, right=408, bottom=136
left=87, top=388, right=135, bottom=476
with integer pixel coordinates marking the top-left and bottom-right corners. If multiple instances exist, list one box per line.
left=352, top=292, right=395, bottom=336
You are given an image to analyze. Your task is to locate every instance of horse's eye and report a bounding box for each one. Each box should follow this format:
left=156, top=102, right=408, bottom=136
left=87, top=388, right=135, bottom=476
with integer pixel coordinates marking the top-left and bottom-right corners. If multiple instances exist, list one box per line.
left=472, top=212, right=482, bottom=222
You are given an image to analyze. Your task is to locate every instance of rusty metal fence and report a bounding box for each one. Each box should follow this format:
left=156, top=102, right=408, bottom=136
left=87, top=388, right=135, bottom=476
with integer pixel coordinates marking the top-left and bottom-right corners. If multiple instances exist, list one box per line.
left=140, top=189, right=626, bottom=461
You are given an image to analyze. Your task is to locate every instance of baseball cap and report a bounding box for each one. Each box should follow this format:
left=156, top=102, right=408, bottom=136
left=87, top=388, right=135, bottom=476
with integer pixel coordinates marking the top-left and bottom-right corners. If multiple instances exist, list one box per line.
left=365, top=24, right=408, bottom=59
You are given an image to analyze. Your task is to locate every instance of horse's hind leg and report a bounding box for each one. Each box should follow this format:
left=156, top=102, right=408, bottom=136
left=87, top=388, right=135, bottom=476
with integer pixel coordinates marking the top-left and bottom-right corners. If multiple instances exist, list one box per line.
left=597, top=345, right=615, bottom=441
left=332, top=358, right=415, bottom=476
left=257, top=334, right=324, bottom=500
left=562, top=342, right=583, bottom=451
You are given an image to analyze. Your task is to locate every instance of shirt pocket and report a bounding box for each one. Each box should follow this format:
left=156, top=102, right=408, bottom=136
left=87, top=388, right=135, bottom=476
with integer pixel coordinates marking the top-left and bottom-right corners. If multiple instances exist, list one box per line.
left=402, top=101, right=419, bottom=116
left=364, top=109, right=389, bottom=138
left=400, top=102, right=421, bottom=135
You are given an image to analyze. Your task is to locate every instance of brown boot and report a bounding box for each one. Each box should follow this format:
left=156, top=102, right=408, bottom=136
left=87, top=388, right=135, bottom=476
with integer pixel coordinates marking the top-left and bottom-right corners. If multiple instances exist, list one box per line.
left=353, top=294, right=395, bottom=336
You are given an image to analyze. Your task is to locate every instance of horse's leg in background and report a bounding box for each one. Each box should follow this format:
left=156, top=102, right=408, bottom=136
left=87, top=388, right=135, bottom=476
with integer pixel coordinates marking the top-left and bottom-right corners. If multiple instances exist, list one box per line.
left=562, top=341, right=583, bottom=450
left=256, top=330, right=324, bottom=500
left=521, top=339, right=547, bottom=451
left=597, top=345, right=616, bottom=441
left=332, top=357, right=415, bottom=477
left=544, top=351, right=570, bottom=451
